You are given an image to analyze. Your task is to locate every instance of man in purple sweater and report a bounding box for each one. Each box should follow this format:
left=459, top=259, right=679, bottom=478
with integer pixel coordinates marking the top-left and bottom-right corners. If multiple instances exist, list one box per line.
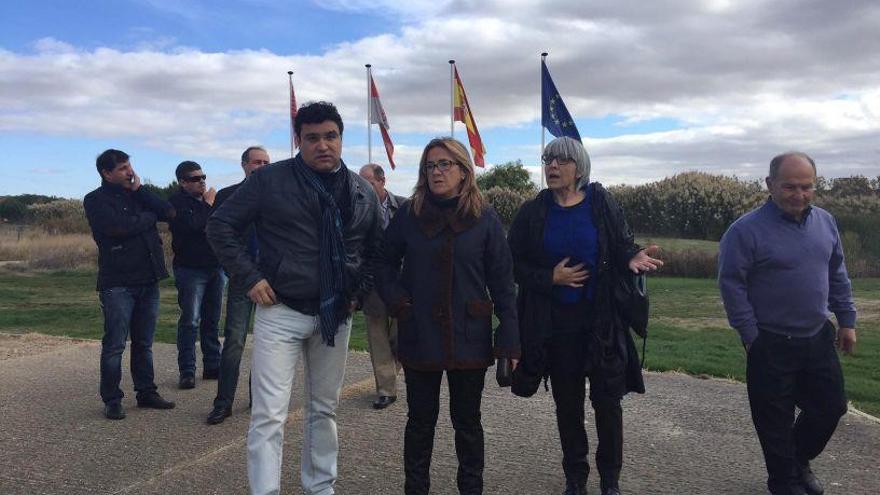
left=719, top=151, right=857, bottom=495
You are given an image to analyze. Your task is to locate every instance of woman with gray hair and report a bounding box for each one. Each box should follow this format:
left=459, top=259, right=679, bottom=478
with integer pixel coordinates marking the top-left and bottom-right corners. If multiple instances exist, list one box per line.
left=507, top=136, right=661, bottom=495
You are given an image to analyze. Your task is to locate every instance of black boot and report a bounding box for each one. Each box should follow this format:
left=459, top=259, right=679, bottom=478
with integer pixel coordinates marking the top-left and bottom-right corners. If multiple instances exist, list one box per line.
left=563, top=480, right=587, bottom=495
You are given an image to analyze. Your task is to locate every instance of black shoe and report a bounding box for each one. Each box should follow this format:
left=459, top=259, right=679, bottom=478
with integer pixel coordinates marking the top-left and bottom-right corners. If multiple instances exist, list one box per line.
left=563, top=481, right=587, bottom=495
left=179, top=375, right=196, bottom=389
left=372, top=395, right=397, bottom=409
left=202, top=368, right=219, bottom=380
left=104, top=402, right=126, bottom=420
left=798, top=463, right=824, bottom=495
left=206, top=405, right=232, bottom=425
left=137, top=393, right=176, bottom=409
left=601, top=488, right=622, bottom=495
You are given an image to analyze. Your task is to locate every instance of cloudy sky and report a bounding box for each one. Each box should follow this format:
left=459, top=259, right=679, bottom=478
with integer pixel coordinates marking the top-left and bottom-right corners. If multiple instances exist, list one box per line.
left=1, top=0, right=878, bottom=198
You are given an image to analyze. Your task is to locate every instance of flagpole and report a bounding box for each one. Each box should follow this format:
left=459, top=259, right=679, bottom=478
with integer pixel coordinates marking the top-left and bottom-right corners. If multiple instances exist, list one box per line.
left=540, top=53, right=547, bottom=189
left=449, top=60, right=455, bottom=137
left=288, top=70, right=295, bottom=158
left=366, top=64, right=373, bottom=164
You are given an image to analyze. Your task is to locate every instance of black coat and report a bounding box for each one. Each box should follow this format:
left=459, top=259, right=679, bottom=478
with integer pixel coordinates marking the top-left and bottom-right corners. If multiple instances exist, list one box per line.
left=380, top=199, right=520, bottom=371
left=168, top=189, right=218, bottom=268
left=83, top=182, right=174, bottom=291
left=206, top=157, right=382, bottom=305
left=507, top=183, right=645, bottom=397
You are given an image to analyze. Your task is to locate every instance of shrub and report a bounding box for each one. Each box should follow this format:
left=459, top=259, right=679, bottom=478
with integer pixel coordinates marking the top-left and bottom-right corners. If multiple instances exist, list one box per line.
left=28, top=199, right=91, bottom=234
left=610, top=172, right=765, bottom=241
left=477, top=160, right=537, bottom=195
left=483, top=186, right=533, bottom=227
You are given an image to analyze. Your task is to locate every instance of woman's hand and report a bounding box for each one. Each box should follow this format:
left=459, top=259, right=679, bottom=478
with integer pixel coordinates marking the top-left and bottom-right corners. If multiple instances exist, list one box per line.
left=628, top=245, right=663, bottom=274
left=511, top=358, right=519, bottom=371
left=552, top=257, right=590, bottom=287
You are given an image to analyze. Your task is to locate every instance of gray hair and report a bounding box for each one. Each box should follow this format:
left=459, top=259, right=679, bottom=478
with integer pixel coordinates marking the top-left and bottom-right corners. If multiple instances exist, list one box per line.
left=769, top=151, right=816, bottom=180
left=361, top=163, right=385, bottom=181
left=241, top=146, right=267, bottom=165
left=542, top=136, right=591, bottom=190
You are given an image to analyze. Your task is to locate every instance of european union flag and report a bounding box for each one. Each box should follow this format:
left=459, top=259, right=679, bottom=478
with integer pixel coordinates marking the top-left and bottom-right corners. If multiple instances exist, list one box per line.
left=542, top=60, right=582, bottom=141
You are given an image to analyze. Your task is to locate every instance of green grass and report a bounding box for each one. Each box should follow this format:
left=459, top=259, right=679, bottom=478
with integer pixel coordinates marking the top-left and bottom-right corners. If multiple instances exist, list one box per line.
left=644, top=277, right=880, bottom=416
left=0, top=269, right=368, bottom=351
left=0, top=269, right=877, bottom=416
left=636, top=236, right=719, bottom=253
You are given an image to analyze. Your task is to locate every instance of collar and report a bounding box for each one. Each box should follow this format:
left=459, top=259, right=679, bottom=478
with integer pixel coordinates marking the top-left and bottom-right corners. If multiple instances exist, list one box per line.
left=100, top=180, right=131, bottom=195
left=765, top=198, right=812, bottom=225
left=416, top=195, right=478, bottom=238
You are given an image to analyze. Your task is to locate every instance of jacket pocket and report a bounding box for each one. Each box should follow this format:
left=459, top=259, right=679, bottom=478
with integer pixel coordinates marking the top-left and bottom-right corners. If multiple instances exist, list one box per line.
left=106, top=243, right=139, bottom=274
left=466, top=300, right=493, bottom=318
left=465, top=299, right=493, bottom=343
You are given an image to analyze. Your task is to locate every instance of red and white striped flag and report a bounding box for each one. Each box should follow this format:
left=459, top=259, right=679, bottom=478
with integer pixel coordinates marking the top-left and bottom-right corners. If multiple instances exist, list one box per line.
left=369, top=74, right=395, bottom=169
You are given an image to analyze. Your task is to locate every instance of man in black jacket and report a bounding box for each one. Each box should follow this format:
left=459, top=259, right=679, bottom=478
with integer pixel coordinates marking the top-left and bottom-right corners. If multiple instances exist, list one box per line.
left=83, top=149, right=177, bottom=420
left=206, top=146, right=270, bottom=425
left=207, top=102, right=382, bottom=495
left=168, top=161, right=224, bottom=390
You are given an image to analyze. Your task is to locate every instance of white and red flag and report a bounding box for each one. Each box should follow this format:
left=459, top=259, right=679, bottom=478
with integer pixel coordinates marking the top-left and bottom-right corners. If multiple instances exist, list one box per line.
left=369, top=73, right=395, bottom=169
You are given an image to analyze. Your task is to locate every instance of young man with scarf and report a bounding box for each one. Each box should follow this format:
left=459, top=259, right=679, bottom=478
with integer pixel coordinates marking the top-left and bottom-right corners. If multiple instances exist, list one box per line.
left=207, top=101, right=382, bottom=495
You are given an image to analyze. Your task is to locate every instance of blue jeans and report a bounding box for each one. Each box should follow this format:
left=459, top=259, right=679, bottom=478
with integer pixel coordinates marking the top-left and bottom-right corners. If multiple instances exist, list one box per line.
left=174, top=266, right=226, bottom=377
left=99, top=284, right=160, bottom=404
left=213, top=276, right=255, bottom=409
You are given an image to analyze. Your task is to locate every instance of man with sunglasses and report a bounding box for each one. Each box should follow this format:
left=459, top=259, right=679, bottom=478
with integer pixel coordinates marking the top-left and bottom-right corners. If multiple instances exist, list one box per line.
left=169, top=161, right=224, bottom=390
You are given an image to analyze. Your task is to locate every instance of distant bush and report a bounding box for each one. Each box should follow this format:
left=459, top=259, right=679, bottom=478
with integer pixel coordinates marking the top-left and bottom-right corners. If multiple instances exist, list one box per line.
left=484, top=186, right=533, bottom=226
left=477, top=161, right=537, bottom=196
left=611, top=172, right=765, bottom=241
left=654, top=248, right=718, bottom=278
left=28, top=199, right=90, bottom=234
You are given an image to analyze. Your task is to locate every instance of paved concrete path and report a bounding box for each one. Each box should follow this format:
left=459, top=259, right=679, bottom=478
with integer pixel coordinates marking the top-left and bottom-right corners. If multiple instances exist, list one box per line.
left=0, top=335, right=877, bottom=494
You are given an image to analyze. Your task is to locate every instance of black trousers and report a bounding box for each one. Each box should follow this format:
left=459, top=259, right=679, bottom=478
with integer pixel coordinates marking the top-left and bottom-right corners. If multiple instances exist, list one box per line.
left=548, top=333, right=623, bottom=490
left=747, top=322, right=847, bottom=494
left=403, top=367, right=487, bottom=495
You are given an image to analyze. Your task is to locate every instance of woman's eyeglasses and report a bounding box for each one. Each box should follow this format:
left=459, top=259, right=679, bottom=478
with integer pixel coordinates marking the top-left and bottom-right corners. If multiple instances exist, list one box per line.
left=541, top=155, right=574, bottom=167
left=424, top=160, right=460, bottom=172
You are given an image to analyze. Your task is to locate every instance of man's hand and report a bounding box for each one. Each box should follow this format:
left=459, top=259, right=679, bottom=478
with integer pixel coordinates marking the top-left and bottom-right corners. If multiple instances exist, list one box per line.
left=552, top=257, right=590, bottom=288
left=838, top=327, right=856, bottom=354
left=629, top=245, right=663, bottom=274
left=204, top=187, right=217, bottom=206
left=248, top=279, right=277, bottom=306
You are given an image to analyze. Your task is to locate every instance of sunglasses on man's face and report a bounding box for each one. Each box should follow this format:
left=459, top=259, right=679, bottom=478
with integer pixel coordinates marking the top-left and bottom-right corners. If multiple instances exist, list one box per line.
left=183, top=175, right=207, bottom=183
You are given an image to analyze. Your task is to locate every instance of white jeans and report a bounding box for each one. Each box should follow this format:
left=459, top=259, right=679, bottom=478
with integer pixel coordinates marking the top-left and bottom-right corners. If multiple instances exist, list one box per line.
left=247, top=304, right=351, bottom=495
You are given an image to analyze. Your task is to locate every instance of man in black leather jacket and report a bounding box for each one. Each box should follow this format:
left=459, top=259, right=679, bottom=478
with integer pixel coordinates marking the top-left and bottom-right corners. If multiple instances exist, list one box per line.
left=207, top=102, right=382, bottom=495
left=83, top=149, right=177, bottom=420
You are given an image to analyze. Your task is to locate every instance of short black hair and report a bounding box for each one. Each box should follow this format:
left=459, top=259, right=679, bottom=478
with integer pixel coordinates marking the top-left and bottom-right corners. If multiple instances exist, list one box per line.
left=175, top=161, right=202, bottom=181
left=294, top=101, right=344, bottom=138
left=96, top=149, right=129, bottom=177
left=241, top=146, right=267, bottom=165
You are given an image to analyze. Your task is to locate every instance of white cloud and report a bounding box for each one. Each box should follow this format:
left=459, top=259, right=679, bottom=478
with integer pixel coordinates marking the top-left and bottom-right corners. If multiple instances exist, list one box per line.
left=1, top=0, right=879, bottom=197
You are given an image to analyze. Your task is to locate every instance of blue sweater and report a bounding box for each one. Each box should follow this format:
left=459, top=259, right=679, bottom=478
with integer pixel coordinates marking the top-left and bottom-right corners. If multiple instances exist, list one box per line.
left=543, top=191, right=599, bottom=304
left=718, top=200, right=856, bottom=344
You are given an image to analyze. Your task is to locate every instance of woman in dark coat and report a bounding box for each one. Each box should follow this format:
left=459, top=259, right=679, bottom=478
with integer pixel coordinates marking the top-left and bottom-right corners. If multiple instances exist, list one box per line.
left=508, top=136, right=662, bottom=495
left=380, top=137, right=520, bottom=495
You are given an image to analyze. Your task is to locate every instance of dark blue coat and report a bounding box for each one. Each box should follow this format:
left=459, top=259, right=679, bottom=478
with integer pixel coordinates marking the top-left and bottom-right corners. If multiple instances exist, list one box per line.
left=380, top=199, right=520, bottom=371
left=83, top=182, right=174, bottom=291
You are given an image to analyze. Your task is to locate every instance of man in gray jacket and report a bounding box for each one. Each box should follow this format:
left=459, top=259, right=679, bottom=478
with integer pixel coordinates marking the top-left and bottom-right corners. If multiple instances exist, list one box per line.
left=207, top=102, right=382, bottom=495
left=359, top=163, right=406, bottom=409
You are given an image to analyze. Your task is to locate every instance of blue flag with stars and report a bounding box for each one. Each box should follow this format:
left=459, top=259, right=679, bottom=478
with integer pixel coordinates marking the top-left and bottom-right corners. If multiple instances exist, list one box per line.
left=542, top=60, right=582, bottom=141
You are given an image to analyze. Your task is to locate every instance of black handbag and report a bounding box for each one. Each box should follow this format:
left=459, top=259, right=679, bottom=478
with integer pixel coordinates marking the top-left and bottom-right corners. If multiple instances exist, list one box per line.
left=496, top=358, right=513, bottom=387
left=615, top=271, right=649, bottom=338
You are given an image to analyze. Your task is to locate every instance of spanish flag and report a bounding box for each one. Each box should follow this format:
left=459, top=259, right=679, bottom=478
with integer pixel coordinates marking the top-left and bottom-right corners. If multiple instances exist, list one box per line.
left=452, top=66, right=486, bottom=167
